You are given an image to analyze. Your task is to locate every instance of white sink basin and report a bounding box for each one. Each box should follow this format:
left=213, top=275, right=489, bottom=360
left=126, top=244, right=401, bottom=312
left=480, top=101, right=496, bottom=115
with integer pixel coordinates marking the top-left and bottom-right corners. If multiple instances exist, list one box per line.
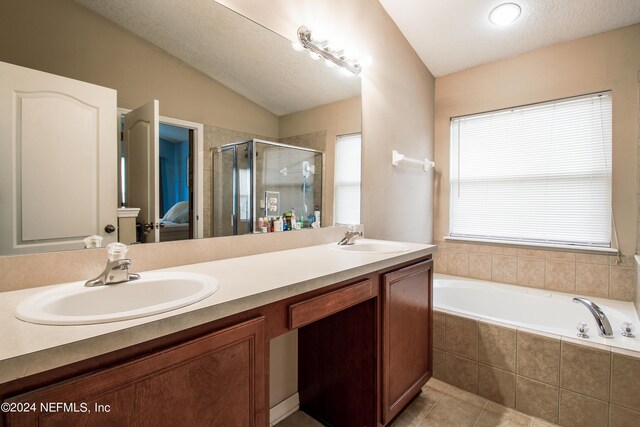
left=15, top=272, right=219, bottom=326
left=327, top=239, right=410, bottom=254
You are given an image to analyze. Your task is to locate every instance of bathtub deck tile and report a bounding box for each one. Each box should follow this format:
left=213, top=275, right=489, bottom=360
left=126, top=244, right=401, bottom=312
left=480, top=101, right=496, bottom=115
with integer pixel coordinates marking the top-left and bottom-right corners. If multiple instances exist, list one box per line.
left=517, top=331, right=561, bottom=386
left=478, top=322, right=516, bottom=372
left=611, top=353, right=640, bottom=411
left=609, top=404, right=640, bottom=427
left=561, top=336, right=611, bottom=352
left=477, top=364, right=516, bottom=408
left=560, top=342, right=611, bottom=402
left=558, top=389, right=608, bottom=427
left=445, top=314, right=478, bottom=360
left=515, top=376, right=559, bottom=424
left=445, top=353, right=478, bottom=394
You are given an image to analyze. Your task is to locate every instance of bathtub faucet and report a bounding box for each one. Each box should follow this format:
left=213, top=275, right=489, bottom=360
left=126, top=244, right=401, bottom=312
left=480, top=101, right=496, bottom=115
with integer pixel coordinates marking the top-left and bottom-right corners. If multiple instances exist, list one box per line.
left=572, top=297, right=614, bottom=338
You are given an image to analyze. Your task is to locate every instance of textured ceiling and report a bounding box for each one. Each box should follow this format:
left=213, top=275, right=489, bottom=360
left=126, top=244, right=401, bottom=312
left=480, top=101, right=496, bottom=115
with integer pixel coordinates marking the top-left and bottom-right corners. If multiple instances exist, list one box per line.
left=379, top=0, right=640, bottom=77
left=75, top=0, right=361, bottom=116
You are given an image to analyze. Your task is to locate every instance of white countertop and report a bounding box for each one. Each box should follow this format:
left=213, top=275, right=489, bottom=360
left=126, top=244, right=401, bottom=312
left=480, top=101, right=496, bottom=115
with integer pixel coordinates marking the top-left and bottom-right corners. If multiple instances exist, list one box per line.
left=0, top=239, right=435, bottom=384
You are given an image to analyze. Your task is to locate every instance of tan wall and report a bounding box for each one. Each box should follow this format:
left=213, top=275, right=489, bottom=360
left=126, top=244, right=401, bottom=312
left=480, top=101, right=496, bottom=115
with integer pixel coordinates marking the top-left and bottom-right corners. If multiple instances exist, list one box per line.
left=434, top=24, right=640, bottom=256
left=279, top=96, right=362, bottom=226
left=0, top=0, right=279, bottom=137
left=218, top=0, right=436, bottom=244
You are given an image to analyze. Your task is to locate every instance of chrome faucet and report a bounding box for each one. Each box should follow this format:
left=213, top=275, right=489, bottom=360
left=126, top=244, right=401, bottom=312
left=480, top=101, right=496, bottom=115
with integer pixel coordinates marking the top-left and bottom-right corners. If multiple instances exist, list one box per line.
left=573, top=297, right=614, bottom=338
left=338, top=230, right=363, bottom=245
left=85, top=243, right=140, bottom=287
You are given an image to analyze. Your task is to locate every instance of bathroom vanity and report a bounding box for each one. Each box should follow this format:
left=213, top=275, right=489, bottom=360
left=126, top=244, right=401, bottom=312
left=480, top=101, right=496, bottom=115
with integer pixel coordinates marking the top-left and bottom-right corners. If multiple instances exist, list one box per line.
left=0, top=241, right=434, bottom=426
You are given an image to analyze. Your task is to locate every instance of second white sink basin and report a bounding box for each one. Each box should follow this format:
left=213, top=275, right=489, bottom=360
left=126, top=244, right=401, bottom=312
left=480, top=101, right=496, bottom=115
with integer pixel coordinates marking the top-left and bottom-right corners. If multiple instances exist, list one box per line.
left=15, top=272, right=219, bottom=326
left=327, top=239, right=410, bottom=254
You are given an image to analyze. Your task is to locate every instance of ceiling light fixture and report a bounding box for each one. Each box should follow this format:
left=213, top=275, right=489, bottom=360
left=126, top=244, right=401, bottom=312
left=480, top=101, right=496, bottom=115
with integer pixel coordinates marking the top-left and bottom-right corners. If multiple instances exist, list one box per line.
left=295, top=26, right=362, bottom=76
left=489, top=3, right=522, bottom=26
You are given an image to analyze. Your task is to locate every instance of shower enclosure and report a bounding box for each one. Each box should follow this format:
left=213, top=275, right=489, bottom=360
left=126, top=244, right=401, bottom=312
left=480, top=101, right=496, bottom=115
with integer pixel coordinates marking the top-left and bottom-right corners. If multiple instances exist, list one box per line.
left=211, top=139, right=323, bottom=237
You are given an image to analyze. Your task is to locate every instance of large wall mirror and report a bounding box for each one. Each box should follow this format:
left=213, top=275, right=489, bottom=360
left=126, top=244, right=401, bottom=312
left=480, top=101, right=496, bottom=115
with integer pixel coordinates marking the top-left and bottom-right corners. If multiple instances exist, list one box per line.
left=0, top=0, right=361, bottom=255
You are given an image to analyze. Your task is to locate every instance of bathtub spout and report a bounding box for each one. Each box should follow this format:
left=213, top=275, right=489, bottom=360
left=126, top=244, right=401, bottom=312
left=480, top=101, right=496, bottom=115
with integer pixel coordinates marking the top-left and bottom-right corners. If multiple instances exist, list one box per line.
left=572, top=297, right=614, bottom=338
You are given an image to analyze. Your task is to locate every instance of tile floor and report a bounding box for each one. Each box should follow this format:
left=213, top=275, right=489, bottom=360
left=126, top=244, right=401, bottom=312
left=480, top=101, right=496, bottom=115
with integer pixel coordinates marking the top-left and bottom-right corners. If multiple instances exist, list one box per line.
left=276, top=378, right=559, bottom=427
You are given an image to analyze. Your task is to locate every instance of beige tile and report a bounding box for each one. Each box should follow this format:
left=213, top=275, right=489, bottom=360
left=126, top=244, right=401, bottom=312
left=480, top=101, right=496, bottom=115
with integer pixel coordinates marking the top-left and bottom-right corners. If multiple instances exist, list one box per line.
left=611, top=353, right=640, bottom=411
left=558, top=389, right=607, bottom=427
left=418, top=385, right=486, bottom=427
left=517, top=257, right=546, bottom=288
left=445, top=314, right=478, bottom=360
left=468, top=244, right=494, bottom=254
left=518, top=248, right=547, bottom=259
left=389, top=415, right=416, bottom=427
left=492, top=255, right=518, bottom=284
left=609, top=404, right=640, bottom=427
left=531, top=418, right=559, bottom=427
left=425, top=378, right=450, bottom=394
left=546, top=251, right=576, bottom=261
left=515, top=376, right=559, bottom=424
left=475, top=401, right=532, bottom=427
left=478, top=364, right=516, bottom=408
left=610, top=267, right=635, bottom=301
left=445, top=353, right=478, bottom=394
left=398, top=382, right=445, bottom=425
left=517, top=331, right=560, bottom=386
left=469, top=252, right=492, bottom=281
left=545, top=260, right=576, bottom=292
left=434, top=249, right=449, bottom=274
left=448, top=242, right=473, bottom=252
left=478, top=322, right=516, bottom=372
left=275, top=410, right=323, bottom=427
left=493, top=246, right=519, bottom=256
left=611, top=254, right=635, bottom=267
left=576, top=253, right=610, bottom=265
left=433, top=348, right=445, bottom=381
left=560, top=342, right=610, bottom=401
left=433, top=311, right=445, bottom=350
left=575, top=263, right=609, bottom=298
left=449, top=251, right=470, bottom=276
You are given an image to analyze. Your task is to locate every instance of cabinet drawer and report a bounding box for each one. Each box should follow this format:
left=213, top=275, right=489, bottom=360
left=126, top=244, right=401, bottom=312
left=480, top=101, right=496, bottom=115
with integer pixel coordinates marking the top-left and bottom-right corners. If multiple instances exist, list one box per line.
left=289, top=279, right=375, bottom=329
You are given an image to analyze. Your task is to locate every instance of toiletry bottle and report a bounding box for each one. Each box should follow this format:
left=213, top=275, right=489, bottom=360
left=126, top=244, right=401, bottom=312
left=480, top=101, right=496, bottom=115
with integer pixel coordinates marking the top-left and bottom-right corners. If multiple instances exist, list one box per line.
left=274, top=217, right=282, bottom=232
left=291, top=208, right=297, bottom=229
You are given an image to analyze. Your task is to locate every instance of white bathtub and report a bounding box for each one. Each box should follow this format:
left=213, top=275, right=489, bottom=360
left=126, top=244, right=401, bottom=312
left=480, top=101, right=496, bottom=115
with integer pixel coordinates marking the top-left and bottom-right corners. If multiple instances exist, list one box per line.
left=434, top=274, right=640, bottom=352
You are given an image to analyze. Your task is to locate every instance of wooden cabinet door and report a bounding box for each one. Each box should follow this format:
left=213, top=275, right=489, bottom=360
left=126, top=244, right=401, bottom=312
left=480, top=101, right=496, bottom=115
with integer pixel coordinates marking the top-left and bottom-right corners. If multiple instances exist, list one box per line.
left=381, top=260, right=432, bottom=425
left=4, top=317, right=266, bottom=427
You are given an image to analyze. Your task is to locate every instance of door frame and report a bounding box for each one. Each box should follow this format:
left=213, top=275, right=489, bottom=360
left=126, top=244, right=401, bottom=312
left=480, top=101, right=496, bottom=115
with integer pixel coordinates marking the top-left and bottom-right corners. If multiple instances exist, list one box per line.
left=118, top=108, right=204, bottom=240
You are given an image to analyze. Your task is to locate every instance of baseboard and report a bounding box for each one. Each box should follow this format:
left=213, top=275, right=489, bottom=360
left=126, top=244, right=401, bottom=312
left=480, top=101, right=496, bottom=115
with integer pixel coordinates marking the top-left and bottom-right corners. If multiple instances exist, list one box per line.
left=269, top=393, right=300, bottom=426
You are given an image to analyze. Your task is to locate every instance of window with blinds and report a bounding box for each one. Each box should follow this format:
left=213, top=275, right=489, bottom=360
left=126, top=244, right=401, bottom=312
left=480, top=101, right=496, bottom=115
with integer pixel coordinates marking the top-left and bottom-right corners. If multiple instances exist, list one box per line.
left=449, top=91, right=612, bottom=248
left=334, top=133, right=361, bottom=225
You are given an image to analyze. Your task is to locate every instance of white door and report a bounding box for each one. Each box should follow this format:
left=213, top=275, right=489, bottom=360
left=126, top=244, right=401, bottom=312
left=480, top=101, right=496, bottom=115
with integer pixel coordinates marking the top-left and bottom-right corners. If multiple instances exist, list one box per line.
left=124, top=100, right=160, bottom=243
left=0, top=61, right=117, bottom=255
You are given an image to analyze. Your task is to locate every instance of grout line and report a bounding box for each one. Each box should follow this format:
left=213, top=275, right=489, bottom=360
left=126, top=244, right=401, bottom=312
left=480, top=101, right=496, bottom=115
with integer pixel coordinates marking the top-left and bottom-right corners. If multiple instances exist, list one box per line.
left=471, top=400, right=489, bottom=427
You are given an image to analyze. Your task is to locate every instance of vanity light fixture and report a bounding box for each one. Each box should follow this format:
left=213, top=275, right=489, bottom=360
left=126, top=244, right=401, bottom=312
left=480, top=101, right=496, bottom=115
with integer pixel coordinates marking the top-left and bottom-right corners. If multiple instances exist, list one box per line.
left=294, top=26, right=362, bottom=76
left=488, top=2, right=522, bottom=26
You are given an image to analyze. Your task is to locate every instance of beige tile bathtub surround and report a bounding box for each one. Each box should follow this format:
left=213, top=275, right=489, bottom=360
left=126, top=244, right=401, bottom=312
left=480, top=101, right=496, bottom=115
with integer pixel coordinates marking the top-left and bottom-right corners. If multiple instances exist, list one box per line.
left=434, top=24, right=640, bottom=265
left=515, top=376, right=559, bottom=423
left=559, top=342, right=610, bottom=402
left=445, top=313, right=478, bottom=360
left=434, top=240, right=636, bottom=301
left=434, top=310, right=640, bottom=427
left=0, top=226, right=348, bottom=292
left=516, top=331, right=560, bottom=386
left=558, top=390, right=608, bottom=427
left=478, top=322, right=516, bottom=372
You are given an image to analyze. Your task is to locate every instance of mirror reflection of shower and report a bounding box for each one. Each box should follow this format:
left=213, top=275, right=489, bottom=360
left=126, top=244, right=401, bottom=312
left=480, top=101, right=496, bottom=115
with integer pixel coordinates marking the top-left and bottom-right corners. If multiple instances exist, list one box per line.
left=212, top=139, right=323, bottom=237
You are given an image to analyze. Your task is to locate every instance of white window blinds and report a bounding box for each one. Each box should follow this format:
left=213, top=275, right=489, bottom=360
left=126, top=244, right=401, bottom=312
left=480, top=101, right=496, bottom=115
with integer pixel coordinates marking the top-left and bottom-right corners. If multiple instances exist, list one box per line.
left=450, top=92, right=612, bottom=248
left=334, top=133, right=361, bottom=225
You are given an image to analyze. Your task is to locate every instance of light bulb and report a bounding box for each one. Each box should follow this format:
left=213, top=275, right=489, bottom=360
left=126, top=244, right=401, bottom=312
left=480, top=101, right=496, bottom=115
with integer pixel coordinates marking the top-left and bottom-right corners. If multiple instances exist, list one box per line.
left=309, top=51, right=320, bottom=60
left=291, top=42, right=304, bottom=52
left=489, top=3, right=521, bottom=26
